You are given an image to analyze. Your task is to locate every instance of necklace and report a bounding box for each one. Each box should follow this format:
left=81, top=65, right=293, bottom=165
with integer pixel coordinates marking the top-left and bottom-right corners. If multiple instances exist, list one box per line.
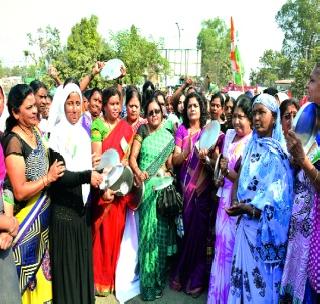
left=104, top=117, right=119, bottom=131
left=18, top=124, right=36, bottom=146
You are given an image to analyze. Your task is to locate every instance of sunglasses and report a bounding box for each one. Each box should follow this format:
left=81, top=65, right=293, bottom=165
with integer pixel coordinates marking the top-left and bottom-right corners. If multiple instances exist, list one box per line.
left=283, top=112, right=297, bottom=120
left=148, top=109, right=161, bottom=117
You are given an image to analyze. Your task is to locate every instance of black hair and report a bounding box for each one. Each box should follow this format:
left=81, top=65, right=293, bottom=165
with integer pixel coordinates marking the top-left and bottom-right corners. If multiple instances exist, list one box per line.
left=263, top=87, right=278, bottom=97
left=6, top=84, right=33, bottom=132
left=83, top=89, right=92, bottom=101
left=235, top=94, right=253, bottom=122
left=88, top=87, right=102, bottom=101
left=29, top=80, right=47, bottom=94
left=102, top=86, right=121, bottom=106
left=210, top=92, right=225, bottom=107
left=125, top=85, right=141, bottom=107
left=172, top=92, right=185, bottom=118
left=63, top=77, right=80, bottom=88
left=279, top=98, right=300, bottom=119
left=153, top=90, right=166, bottom=104
left=142, top=81, right=155, bottom=109
left=182, top=92, right=208, bottom=129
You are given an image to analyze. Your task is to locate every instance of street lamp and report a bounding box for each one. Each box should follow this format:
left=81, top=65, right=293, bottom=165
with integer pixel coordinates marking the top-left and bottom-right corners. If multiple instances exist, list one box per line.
left=175, top=22, right=181, bottom=49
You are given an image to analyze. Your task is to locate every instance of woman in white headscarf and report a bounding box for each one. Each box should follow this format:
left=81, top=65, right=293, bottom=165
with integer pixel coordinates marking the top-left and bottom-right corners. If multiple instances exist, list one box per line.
left=48, top=83, right=103, bottom=304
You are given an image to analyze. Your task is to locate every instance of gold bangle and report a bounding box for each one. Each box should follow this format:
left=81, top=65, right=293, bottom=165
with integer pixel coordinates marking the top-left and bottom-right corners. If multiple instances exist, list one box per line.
left=182, top=151, right=188, bottom=161
left=42, top=176, right=46, bottom=188
left=252, top=206, right=256, bottom=218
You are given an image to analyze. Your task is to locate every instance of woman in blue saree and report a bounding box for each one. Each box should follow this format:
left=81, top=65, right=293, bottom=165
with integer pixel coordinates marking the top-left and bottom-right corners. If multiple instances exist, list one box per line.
left=226, top=93, right=294, bottom=303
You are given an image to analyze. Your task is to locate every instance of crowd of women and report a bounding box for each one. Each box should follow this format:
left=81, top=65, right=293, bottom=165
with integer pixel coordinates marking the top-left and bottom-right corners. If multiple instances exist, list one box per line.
left=0, top=61, right=319, bottom=304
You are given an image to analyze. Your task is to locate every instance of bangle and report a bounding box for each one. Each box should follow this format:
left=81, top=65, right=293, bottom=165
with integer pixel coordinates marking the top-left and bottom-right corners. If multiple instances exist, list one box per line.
left=46, top=174, right=50, bottom=186
left=232, top=200, right=238, bottom=206
left=182, top=151, right=188, bottom=161
left=42, top=176, right=46, bottom=188
left=224, top=169, right=230, bottom=177
left=8, top=217, right=16, bottom=235
left=252, top=206, right=256, bottom=218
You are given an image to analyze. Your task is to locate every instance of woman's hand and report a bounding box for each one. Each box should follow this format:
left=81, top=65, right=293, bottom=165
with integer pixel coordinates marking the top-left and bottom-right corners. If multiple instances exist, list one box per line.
left=92, top=61, right=105, bottom=77
left=121, top=159, right=128, bottom=167
left=119, top=66, right=126, bottom=79
left=225, top=202, right=250, bottom=217
left=220, top=157, right=229, bottom=176
left=92, top=152, right=101, bottom=170
left=198, top=148, right=208, bottom=163
left=47, top=160, right=65, bottom=183
left=285, top=130, right=306, bottom=166
left=8, top=217, right=19, bottom=237
left=101, top=188, right=115, bottom=202
left=91, top=171, right=103, bottom=188
left=0, top=232, right=13, bottom=250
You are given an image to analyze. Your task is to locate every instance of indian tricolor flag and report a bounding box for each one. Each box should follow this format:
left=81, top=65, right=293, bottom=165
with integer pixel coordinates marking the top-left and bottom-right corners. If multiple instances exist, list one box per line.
left=230, top=17, right=243, bottom=87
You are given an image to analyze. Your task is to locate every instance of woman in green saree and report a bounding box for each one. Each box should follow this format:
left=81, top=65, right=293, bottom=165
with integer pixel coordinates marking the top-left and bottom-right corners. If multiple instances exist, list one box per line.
left=130, top=97, right=177, bottom=301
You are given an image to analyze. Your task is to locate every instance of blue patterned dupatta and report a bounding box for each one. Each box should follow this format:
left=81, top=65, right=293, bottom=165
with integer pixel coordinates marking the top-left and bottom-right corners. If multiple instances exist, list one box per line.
left=228, top=94, right=294, bottom=303
left=237, top=93, right=294, bottom=266
left=237, top=131, right=294, bottom=265
left=12, top=191, right=50, bottom=292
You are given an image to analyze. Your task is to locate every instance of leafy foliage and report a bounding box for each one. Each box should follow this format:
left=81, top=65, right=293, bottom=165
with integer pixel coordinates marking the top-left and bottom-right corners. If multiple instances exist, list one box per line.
left=197, top=18, right=232, bottom=88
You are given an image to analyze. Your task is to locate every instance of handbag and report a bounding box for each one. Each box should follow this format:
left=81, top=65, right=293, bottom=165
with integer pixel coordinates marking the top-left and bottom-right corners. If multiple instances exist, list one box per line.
left=156, top=182, right=183, bottom=217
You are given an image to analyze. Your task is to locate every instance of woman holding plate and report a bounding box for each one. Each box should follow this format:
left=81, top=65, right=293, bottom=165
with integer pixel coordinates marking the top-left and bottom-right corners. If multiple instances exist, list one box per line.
left=226, top=93, right=293, bottom=303
left=281, top=64, right=320, bottom=303
left=207, top=94, right=252, bottom=304
left=170, top=92, right=224, bottom=298
left=3, top=84, right=65, bottom=304
left=91, top=86, right=134, bottom=303
left=129, top=95, right=176, bottom=301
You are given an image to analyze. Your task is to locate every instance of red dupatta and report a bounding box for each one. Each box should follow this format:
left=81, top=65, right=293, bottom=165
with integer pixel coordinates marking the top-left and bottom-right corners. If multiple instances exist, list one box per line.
left=92, top=119, right=134, bottom=296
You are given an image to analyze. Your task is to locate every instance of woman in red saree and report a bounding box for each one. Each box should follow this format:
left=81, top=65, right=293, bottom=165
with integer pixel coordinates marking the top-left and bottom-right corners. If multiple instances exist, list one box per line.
left=91, top=86, right=134, bottom=303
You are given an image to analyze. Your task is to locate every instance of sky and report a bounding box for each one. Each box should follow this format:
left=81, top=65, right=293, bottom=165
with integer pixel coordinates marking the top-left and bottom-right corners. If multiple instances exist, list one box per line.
left=1, top=0, right=286, bottom=82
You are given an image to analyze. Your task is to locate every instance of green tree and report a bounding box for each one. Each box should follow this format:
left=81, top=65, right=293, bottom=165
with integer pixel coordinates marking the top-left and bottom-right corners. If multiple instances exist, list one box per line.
left=23, top=25, right=63, bottom=85
left=276, top=0, right=320, bottom=64
left=63, top=15, right=114, bottom=87
left=275, top=0, right=320, bottom=97
left=249, top=49, right=291, bottom=86
left=110, top=25, right=169, bottom=84
left=197, top=18, right=232, bottom=88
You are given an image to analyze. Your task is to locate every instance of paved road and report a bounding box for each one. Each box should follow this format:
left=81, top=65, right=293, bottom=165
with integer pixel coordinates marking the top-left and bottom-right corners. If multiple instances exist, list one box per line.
left=125, top=286, right=207, bottom=304
left=96, top=285, right=207, bottom=304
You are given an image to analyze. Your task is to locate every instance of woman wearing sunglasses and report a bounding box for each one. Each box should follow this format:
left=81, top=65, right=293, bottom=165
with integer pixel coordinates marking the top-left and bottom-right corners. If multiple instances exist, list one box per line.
left=279, top=98, right=300, bottom=135
left=129, top=95, right=176, bottom=301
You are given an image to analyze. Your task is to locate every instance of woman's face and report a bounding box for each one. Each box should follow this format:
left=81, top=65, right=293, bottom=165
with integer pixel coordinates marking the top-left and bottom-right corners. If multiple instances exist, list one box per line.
left=187, top=97, right=200, bottom=123
left=307, top=67, right=320, bottom=104
left=252, top=103, right=275, bottom=138
left=224, top=100, right=234, bottom=124
left=146, top=101, right=162, bottom=129
left=165, top=99, right=174, bottom=114
left=210, top=97, right=223, bottom=120
left=34, top=87, right=48, bottom=117
left=104, top=94, right=121, bottom=121
left=13, top=93, right=38, bottom=127
left=232, top=106, right=251, bottom=137
left=64, top=92, right=82, bottom=125
left=177, top=95, right=185, bottom=114
left=88, top=91, right=102, bottom=118
left=126, top=96, right=140, bottom=123
left=281, top=104, right=298, bottom=135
